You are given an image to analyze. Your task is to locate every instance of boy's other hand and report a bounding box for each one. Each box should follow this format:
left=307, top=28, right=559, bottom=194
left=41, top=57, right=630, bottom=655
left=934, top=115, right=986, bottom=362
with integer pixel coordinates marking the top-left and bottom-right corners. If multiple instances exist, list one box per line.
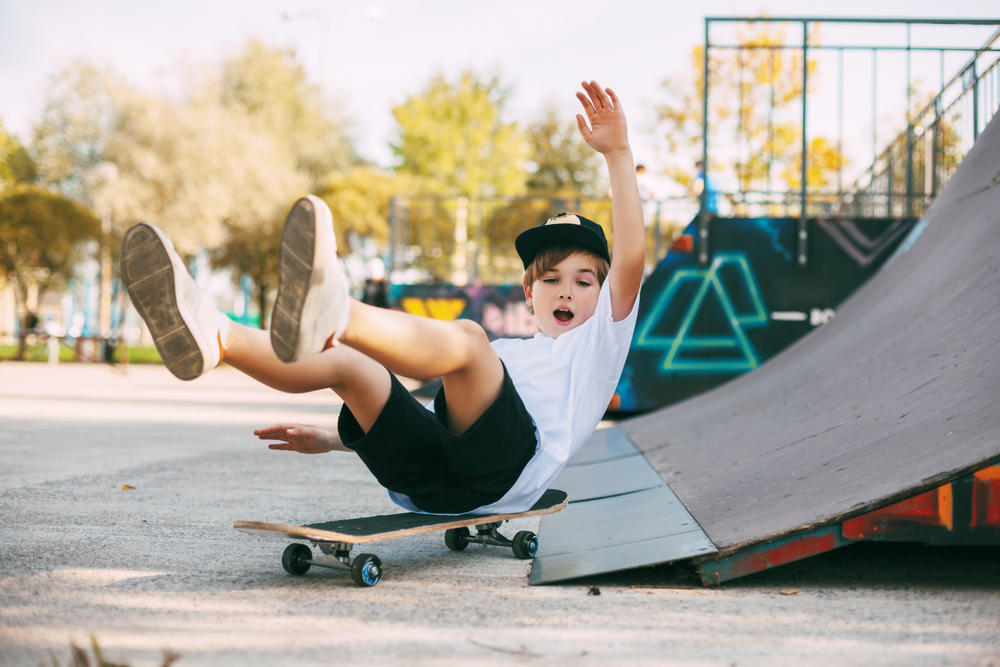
left=254, top=423, right=348, bottom=454
left=575, top=80, right=629, bottom=156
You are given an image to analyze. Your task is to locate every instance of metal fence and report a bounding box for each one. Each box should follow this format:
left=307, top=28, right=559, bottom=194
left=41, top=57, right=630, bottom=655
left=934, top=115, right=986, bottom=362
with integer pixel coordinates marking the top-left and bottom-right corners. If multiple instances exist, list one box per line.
left=700, top=20, right=1000, bottom=223
left=387, top=194, right=699, bottom=285
left=838, top=28, right=1000, bottom=219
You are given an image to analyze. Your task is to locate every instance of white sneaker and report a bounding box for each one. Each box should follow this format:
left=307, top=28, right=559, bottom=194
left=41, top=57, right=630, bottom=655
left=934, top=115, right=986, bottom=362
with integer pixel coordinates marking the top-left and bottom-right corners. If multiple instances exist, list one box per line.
left=120, top=223, right=224, bottom=381
left=270, top=195, right=350, bottom=363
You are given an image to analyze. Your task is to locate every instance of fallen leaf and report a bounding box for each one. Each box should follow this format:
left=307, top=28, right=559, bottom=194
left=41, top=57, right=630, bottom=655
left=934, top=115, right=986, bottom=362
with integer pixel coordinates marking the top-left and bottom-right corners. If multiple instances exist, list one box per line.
left=898, top=413, right=909, bottom=419
left=779, top=588, right=799, bottom=596
left=121, top=484, right=135, bottom=491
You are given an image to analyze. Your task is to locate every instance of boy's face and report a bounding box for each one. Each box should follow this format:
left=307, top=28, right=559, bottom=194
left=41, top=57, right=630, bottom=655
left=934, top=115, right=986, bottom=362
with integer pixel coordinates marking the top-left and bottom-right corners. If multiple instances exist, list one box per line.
left=524, top=252, right=602, bottom=339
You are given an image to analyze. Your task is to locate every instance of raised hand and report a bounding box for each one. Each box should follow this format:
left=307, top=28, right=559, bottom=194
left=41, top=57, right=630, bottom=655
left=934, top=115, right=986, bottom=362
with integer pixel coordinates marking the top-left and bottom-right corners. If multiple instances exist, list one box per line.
left=575, top=80, right=629, bottom=155
left=253, top=423, right=347, bottom=454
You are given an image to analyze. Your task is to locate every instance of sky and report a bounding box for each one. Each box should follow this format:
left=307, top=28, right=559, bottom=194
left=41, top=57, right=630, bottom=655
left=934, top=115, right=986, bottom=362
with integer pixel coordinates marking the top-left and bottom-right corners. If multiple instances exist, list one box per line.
left=1, top=0, right=998, bottom=190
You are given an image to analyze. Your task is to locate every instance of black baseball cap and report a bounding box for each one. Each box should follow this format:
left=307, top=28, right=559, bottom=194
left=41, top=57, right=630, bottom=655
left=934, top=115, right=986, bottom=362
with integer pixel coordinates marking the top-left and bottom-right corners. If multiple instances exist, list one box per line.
left=515, top=212, right=611, bottom=269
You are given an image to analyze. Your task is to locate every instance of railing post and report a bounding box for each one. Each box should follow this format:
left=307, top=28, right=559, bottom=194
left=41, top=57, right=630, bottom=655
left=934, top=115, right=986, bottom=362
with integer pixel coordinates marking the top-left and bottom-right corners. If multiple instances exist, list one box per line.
left=930, top=94, right=941, bottom=198
left=972, top=58, right=980, bottom=141
left=906, top=23, right=914, bottom=220
left=906, top=128, right=914, bottom=219
left=388, top=196, right=398, bottom=276
left=886, top=154, right=894, bottom=218
left=699, top=18, right=711, bottom=267
left=799, top=20, right=809, bottom=267
left=653, top=200, right=662, bottom=265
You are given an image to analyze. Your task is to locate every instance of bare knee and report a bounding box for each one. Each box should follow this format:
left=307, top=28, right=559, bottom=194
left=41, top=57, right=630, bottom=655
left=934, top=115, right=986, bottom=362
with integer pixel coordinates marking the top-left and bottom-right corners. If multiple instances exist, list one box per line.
left=455, top=319, right=491, bottom=353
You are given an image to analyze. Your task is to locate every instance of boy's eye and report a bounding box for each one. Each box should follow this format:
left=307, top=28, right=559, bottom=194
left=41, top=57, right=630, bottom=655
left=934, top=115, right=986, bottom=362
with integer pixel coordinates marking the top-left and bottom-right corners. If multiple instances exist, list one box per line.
left=543, top=278, right=558, bottom=283
left=576, top=280, right=591, bottom=287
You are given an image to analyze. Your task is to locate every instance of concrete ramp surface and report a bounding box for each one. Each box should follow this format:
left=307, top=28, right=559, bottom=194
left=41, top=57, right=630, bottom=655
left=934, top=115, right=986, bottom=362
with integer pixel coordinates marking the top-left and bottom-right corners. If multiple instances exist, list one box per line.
left=532, top=111, right=1000, bottom=584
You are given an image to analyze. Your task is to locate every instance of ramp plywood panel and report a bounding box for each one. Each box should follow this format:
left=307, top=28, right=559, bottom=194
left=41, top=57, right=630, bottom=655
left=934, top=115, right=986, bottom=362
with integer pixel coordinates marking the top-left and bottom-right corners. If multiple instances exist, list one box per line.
left=623, top=111, right=1000, bottom=554
left=554, top=455, right=665, bottom=502
left=530, top=486, right=716, bottom=584
left=567, top=426, right=642, bottom=466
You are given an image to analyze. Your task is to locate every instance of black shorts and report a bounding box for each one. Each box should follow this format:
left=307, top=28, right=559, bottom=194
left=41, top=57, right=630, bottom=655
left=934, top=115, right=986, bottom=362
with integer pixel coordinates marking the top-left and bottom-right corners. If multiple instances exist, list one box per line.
left=337, top=365, right=538, bottom=514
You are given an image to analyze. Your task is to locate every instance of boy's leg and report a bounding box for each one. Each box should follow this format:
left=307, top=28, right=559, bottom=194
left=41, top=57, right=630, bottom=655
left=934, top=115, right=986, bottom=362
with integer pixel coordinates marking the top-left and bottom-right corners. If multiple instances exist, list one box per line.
left=343, top=302, right=504, bottom=436
left=226, top=323, right=391, bottom=432
left=121, top=220, right=391, bottom=431
left=272, top=196, right=505, bottom=436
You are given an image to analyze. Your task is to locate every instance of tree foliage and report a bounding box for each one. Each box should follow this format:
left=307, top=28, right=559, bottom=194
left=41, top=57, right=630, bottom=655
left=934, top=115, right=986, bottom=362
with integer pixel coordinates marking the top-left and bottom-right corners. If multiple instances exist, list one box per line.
left=316, top=166, right=438, bottom=250
left=655, top=21, right=844, bottom=196
left=2, top=118, right=98, bottom=354
left=0, top=186, right=100, bottom=312
left=391, top=71, right=527, bottom=198
left=0, top=123, right=36, bottom=190
left=525, top=105, right=603, bottom=196
left=220, top=40, right=357, bottom=185
left=27, top=43, right=357, bottom=329
left=31, top=62, right=122, bottom=202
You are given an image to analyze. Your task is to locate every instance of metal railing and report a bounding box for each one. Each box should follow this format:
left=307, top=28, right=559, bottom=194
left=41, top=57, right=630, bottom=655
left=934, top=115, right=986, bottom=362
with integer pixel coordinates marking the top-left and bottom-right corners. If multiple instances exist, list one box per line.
left=837, top=27, right=1000, bottom=219
left=700, top=17, right=1000, bottom=267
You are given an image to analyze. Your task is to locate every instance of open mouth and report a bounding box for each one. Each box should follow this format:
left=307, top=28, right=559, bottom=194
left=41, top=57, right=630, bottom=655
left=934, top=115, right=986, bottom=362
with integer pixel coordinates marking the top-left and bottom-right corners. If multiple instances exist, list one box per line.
left=553, top=308, right=574, bottom=324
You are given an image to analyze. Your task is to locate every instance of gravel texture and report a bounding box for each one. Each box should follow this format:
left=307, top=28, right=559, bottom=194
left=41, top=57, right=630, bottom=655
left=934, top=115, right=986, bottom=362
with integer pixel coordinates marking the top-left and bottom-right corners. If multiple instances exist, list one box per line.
left=1, top=362, right=998, bottom=666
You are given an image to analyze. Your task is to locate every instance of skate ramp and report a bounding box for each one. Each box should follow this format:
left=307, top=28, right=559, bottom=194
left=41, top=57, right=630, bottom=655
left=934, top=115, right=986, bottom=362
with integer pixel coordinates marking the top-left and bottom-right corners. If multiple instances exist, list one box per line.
left=532, top=110, right=1000, bottom=583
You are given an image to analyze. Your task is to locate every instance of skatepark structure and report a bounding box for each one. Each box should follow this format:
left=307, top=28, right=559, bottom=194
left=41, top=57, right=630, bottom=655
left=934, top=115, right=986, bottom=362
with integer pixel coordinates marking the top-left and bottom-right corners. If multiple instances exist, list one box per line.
left=530, top=103, right=1000, bottom=586
left=386, top=20, right=1000, bottom=415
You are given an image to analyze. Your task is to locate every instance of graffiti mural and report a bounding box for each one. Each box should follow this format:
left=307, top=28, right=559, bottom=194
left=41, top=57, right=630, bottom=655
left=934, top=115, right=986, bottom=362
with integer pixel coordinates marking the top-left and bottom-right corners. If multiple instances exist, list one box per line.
left=614, top=215, right=917, bottom=413
left=388, top=283, right=536, bottom=339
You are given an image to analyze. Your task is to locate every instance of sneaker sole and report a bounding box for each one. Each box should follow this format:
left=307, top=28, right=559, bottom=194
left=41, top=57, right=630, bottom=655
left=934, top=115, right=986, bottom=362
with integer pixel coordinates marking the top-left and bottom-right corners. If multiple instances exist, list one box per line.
left=271, top=198, right=318, bottom=363
left=120, top=224, right=205, bottom=381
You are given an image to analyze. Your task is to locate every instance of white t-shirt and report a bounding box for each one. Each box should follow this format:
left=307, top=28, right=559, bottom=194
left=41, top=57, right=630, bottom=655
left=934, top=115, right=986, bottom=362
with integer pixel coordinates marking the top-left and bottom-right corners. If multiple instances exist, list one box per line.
left=388, top=279, right=639, bottom=514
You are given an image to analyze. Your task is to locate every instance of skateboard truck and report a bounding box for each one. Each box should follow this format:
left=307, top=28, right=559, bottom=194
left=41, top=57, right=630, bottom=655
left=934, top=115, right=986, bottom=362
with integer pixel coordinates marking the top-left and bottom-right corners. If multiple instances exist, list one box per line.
left=445, top=522, right=538, bottom=560
left=281, top=541, right=383, bottom=587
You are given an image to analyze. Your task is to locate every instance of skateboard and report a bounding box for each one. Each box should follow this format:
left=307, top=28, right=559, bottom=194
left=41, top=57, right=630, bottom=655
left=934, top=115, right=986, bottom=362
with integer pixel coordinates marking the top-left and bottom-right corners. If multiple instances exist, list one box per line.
left=233, top=489, right=568, bottom=587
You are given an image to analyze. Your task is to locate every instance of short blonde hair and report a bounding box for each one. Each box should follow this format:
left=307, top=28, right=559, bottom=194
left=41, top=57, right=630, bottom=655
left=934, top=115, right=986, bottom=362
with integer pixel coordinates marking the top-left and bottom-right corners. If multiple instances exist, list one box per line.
left=523, top=244, right=610, bottom=314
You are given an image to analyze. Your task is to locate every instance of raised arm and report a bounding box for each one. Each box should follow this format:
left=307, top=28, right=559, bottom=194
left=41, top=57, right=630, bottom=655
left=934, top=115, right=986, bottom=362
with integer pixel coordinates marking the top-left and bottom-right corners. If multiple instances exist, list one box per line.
left=575, top=80, right=645, bottom=321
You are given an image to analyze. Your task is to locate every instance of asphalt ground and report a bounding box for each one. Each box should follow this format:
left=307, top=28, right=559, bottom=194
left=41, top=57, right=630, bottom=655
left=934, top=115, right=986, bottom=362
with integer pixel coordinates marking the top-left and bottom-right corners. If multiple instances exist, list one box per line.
left=1, top=362, right=998, bottom=666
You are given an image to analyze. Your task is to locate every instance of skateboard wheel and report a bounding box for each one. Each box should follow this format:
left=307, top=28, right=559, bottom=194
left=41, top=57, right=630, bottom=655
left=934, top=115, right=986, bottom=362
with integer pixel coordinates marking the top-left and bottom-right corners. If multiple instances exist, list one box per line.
left=351, top=553, right=382, bottom=587
left=282, top=543, right=312, bottom=575
left=512, top=531, right=537, bottom=559
left=444, top=527, right=470, bottom=551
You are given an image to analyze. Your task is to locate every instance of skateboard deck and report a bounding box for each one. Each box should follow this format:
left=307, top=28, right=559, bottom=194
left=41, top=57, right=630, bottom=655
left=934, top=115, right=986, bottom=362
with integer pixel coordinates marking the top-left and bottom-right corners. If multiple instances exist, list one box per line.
left=234, top=489, right=568, bottom=586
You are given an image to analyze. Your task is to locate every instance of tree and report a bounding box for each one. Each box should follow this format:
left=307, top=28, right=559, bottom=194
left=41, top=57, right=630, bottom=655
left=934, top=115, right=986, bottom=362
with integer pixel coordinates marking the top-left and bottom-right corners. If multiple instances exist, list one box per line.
left=220, top=40, right=357, bottom=185
left=0, top=186, right=100, bottom=357
left=525, top=105, right=603, bottom=196
left=391, top=71, right=527, bottom=198
left=655, top=21, right=845, bottom=202
left=210, top=41, right=358, bottom=326
left=29, top=55, right=327, bottom=331
left=32, top=63, right=124, bottom=202
left=0, top=124, right=36, bottom=191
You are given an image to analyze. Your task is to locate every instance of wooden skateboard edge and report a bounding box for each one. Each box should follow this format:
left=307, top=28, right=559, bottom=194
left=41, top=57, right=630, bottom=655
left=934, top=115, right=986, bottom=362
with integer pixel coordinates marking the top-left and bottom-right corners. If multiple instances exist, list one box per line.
left=233, top=493, right=569, bottom=545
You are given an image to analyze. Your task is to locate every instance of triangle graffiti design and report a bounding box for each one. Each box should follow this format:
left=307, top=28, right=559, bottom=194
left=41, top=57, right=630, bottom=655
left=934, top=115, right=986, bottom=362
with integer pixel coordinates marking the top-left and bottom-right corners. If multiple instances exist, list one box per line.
left=635, top=253, right=768, bottom=373
left=817, top=218, right=914, bottom=267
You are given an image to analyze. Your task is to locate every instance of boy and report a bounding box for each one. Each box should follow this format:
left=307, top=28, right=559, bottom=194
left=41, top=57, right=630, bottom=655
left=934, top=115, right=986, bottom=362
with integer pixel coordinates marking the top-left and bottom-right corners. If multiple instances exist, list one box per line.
left=120, top=80, right=644, bottom=515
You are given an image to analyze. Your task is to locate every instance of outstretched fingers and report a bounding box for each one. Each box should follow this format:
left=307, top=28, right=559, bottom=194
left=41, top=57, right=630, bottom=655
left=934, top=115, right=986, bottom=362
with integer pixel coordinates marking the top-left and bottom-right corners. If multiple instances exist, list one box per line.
left=584, top=80, right=616, bottom=110
left=605, top=86, right=622, bottom=111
